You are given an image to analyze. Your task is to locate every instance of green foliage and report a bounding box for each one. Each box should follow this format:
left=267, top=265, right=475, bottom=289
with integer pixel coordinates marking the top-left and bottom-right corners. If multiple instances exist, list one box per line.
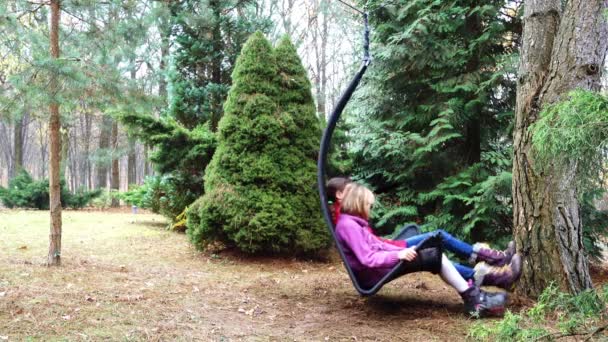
left=350, top=0, right=520, bottom=240
left=468, top=284, right=608, bottom=341
left=119, top=0, right=269, bottom=222
left=120, top=114, right=216, bottom=220
left=531, top=90, right=608, bottom=190
left=168, top=0, right=271, bottom=130
left=187, top=33, right=329, bottom=255
left=0, top=170, right=100, bottom=210
left=530, top=90, right=608, bottom=258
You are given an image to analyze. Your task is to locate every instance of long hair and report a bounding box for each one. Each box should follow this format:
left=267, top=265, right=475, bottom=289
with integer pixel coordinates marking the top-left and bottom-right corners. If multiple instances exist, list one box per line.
left=341, top=183, right=375, bottom=219
left=326, top=177, right=352, bottom=202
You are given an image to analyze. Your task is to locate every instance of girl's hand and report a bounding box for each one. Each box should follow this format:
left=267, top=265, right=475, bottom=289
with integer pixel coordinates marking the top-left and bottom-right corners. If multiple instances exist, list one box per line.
left=398, top=247, right=417, bottom=261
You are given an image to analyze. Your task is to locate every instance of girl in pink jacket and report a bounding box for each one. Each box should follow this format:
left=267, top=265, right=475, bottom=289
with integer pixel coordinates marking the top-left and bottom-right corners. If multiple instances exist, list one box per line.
left=335, top=182, right=520, bottom=317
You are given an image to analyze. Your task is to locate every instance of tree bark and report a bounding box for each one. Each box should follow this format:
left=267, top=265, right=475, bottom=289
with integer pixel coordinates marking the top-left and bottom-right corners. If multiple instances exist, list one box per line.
left=37, top=120, right=47, bottom=179
left=210, top=0, right=223, bottom=132
left=110, top=120, right=119, bottom=207
left=143, top=144, right=150, bottom=178
left=513, top=0, right=608, bottom=297
left=47, top=0, right=62, bottom=267
left=12, top=112, right=26, bottom=177
left=127, top=63, right=137, bottom=187
left=81, top=110, right=92, bottom=189
left=60, top=125, right=69, bottom=179
left=97, top=115, right=112, bottom=189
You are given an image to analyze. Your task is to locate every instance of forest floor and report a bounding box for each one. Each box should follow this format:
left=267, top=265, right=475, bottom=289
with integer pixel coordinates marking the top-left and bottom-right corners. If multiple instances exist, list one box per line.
left=0, top=210, right=606, bottom=341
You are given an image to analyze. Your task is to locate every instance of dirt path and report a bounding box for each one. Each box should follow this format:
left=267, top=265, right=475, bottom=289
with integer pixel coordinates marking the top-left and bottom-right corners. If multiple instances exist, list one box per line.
left=0, top=210, right=604, bottom=341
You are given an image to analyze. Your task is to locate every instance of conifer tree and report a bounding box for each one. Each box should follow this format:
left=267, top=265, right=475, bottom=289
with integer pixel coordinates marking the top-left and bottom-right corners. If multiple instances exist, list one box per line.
left=120, top=0, right=269, bottom=221
left=187, top=33, right=329, bottom=254
left=349, top=0, right=520, bottom=241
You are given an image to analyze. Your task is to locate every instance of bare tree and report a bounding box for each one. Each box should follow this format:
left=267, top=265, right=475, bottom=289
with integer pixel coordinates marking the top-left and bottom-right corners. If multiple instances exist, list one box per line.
left=48, top=0, right=62, bottom=266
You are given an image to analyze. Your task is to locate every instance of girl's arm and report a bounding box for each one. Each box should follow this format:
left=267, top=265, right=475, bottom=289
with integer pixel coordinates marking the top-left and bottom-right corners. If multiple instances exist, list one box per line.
left=337, top=223, right=400, bottom=268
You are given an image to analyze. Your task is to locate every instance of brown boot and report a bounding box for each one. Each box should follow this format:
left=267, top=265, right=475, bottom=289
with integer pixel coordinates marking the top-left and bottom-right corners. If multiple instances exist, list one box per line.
left=474, top=254, right=522, bottom=291
left=470, top=241, right=516, bottom=267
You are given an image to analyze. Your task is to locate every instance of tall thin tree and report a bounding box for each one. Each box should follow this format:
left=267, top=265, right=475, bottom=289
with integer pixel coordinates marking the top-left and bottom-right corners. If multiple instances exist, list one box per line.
left=48, top=0, right=62, bottom=266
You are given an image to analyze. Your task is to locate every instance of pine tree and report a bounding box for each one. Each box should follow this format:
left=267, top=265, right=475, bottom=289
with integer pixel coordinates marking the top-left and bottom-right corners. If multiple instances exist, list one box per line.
left=187, top=33, right=329, bottom=254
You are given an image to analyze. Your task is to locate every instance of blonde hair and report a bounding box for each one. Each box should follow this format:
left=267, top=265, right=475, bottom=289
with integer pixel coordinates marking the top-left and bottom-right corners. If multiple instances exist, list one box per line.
left=341, top=183, right=375, bottom=219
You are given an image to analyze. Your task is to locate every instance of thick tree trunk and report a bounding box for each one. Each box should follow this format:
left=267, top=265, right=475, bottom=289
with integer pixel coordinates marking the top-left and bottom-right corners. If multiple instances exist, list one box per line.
left=110, top=121, right=119, bottom=207
left=47, top=0, right=62, bottom=267
left=513, top=0, right=608, bottom=297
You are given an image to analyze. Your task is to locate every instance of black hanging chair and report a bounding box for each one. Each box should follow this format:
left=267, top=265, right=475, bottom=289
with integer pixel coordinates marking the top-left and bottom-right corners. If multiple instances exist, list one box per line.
left=316, top=10, right=443, bottom=296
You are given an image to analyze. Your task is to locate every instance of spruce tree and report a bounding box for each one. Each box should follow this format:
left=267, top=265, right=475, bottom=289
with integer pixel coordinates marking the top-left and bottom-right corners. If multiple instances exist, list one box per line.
left=187, top=33, right=329, bottom=254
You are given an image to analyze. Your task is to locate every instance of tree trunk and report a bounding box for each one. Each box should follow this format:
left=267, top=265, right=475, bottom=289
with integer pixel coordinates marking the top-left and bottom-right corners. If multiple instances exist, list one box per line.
left=97, top=115, right=112, bottom=189
left=81, top=110, right=92, bottom=190
left=110, top=120, right=120, bottom=207
left=127, top=138, right=137, bottom=186
left=38, top=120, right=47, bottom=179
left=60, top=125, right=69, bottom=179
left=47, top=0, right=62, bottom=267
left=12, top=112, right=25, bottom=176
left=513, top=0, right=608, bottom=297
left=127, top=63, right=137, bottom=187
left=143, top=144, right=150, bottom=178
left=209, top=0, right=223, bottom=132
left=158, top=1, right=171, bottom=104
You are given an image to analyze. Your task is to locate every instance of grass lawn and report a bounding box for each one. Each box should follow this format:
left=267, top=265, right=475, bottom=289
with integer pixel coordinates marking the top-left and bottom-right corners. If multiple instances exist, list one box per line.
left=0, top=209, right=523, bottom=341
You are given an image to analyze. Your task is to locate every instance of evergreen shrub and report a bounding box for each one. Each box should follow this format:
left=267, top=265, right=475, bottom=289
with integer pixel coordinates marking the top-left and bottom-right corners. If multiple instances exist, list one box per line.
left=0, top=170, right=100, bottom=209
left=187, top=33, right=329, bottom=255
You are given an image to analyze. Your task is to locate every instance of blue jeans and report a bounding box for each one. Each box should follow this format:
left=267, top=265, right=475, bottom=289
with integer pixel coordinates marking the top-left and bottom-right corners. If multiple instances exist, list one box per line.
left=404, top=229, right=475, bottom=280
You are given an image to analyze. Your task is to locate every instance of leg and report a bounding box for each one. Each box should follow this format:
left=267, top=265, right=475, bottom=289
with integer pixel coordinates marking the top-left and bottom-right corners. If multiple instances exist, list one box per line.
left=405, top=229, right=473, bottom=258
left=438, top=254, right=507, bottom=317
left=438, top=254, right=469, bottom=293
left=454, top=262, right=475, bottom=280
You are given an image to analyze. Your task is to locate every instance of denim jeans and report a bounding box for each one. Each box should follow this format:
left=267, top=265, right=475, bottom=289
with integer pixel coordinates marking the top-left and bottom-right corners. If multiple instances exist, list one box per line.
left=404, top=229, right=475, bottom=280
